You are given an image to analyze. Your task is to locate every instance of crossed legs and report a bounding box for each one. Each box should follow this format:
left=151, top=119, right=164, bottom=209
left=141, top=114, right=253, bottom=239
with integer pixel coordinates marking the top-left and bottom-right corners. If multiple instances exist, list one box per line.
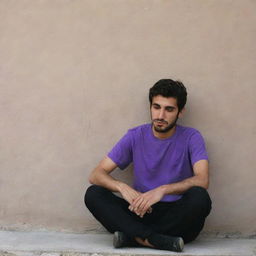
left=84, top=185, right=211, bottom=247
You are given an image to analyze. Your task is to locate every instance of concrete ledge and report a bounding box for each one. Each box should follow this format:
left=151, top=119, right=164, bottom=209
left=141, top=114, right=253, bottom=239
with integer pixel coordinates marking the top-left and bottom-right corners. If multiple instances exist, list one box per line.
left=0, top=231, right=255, bottom=256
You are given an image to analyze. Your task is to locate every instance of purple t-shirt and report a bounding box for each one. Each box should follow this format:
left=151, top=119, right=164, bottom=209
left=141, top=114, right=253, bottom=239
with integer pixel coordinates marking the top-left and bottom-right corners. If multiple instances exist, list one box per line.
left=108, top=124, right=208, bottom=202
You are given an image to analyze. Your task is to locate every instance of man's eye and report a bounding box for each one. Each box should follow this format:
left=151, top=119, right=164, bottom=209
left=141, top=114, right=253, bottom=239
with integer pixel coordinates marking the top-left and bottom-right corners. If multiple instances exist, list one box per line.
left=166, top=108, right=174, bottom=112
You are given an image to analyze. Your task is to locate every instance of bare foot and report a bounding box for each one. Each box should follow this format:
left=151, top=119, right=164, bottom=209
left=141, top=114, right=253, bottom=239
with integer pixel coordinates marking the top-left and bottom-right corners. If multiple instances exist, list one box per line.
left=135, top=237, right=154, bottom=248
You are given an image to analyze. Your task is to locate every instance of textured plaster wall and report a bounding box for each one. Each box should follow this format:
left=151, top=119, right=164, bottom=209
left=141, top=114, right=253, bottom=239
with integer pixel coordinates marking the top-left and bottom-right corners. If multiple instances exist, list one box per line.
left=0, top=0, right=255, bottom=236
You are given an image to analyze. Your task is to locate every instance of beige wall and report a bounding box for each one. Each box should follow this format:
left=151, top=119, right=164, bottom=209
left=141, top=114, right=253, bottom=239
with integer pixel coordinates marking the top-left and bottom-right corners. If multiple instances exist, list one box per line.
left=0, top=0, right=255, bottom=236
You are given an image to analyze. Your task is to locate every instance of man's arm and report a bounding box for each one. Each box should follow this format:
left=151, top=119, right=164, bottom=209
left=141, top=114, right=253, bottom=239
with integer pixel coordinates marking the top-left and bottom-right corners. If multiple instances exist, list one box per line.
left=161, top=159, right=209, bottom=193
left=130, top=159, right=209, bottom=217
left=89, top=156, right=141, bottom=205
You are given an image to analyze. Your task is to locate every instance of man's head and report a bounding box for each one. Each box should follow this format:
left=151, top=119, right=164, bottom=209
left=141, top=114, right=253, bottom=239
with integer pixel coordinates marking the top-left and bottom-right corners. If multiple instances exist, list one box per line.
left=149, top=79, right=187, bottom=135
left=149, top=79, right=187, bottom=112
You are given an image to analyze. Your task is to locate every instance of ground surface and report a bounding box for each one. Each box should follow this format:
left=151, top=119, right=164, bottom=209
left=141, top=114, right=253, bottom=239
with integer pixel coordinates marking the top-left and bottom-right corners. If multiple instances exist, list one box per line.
left=0, top=231, right=255, bottom=256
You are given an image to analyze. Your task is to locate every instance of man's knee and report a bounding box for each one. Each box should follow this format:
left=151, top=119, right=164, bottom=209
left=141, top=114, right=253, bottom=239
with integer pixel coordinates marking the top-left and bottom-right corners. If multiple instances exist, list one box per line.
left=184, top=186, right=212, bottom=217
left=84, top=185, right=109, bottom=208
left=186, top=186, right=211, bottom=202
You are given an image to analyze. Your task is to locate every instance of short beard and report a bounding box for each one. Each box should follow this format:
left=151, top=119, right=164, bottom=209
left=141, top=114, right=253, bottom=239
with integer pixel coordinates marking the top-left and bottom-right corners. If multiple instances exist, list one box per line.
left=152, top=114, right=179, bottom=133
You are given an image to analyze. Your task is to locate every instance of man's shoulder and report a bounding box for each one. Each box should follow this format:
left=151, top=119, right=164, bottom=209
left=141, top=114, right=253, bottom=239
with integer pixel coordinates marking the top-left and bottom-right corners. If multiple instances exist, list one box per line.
left=176, top=125, right=202, bottom=138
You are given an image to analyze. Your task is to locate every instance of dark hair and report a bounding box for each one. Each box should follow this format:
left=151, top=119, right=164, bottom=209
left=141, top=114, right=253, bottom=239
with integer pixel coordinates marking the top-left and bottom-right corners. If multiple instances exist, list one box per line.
left=149, top=79, right=187, bottom=111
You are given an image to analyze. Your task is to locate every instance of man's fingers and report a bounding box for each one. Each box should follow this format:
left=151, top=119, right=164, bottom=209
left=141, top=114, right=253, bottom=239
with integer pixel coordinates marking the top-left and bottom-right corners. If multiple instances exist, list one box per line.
left=130, top=197, right=147, bottom=215
left=137, top=198, right=149, bottom=212
left=138, top=200, right=151, bottom=217
left=147, top=207, right=153, bottom=214
left=128, top=192, right=154, bottom=216
left=131, top=196, right=144, bottom=210
left=133, top=198, right=152, bottom=217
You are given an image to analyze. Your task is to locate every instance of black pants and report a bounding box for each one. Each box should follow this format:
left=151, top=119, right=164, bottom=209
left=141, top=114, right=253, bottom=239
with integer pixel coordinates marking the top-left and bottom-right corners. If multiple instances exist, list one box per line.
left=84, top=185, right=211, bottom=244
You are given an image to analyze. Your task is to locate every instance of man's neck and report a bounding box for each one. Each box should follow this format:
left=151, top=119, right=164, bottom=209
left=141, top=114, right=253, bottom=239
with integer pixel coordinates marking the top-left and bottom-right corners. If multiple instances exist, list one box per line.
left=152, top=125, right=177, bottom=139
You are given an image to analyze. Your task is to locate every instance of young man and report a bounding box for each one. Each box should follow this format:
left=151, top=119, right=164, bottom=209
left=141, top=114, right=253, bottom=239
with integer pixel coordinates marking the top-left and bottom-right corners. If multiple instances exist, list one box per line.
left=84, top=79, right=212, bottom=252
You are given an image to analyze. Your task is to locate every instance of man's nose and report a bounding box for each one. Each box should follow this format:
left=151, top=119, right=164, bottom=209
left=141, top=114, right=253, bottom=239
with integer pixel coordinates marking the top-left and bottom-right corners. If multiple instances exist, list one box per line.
left=158, top=109, right=165, bottom=119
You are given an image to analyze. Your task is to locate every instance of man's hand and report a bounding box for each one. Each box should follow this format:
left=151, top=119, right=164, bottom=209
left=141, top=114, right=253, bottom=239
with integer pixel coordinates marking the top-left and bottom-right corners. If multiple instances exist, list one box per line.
left=129, top=186, right=166, bottom=218
left=117, top=182, right=153, bottom=215
left=117, top=182, right=141, bottom=205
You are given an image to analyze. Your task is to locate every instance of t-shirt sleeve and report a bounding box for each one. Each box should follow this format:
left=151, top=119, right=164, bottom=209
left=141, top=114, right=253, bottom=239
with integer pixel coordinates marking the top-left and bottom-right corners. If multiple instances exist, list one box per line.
left=107, top=131, right=133, bottom=170
left=188, top=131, right=209, bottom=166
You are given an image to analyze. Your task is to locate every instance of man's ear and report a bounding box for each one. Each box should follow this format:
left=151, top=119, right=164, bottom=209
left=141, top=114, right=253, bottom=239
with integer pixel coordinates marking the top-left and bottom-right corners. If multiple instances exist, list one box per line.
left=178, top=107, right=185, bottom=118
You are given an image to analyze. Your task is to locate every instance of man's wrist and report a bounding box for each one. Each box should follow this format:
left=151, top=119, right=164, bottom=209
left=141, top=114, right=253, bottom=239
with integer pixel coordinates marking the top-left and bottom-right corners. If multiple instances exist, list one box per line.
left=159, top=184, right=169, bottom=195
left=115, top=180, right=126, bottom=193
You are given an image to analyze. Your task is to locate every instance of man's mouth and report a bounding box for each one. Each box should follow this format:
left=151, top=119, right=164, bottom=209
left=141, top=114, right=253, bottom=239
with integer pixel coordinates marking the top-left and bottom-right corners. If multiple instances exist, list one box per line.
left=154, top=120, right=168, bottom=125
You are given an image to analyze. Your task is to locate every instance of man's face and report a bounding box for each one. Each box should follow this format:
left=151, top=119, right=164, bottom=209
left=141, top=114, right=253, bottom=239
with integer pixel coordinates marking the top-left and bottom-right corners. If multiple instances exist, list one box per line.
left=150, top=95, right=183, bottom=134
